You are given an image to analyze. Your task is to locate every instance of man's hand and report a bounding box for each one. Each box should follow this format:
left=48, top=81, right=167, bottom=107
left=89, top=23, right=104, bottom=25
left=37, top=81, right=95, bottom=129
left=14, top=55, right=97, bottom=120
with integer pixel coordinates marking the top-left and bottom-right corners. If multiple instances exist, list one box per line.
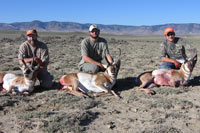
left=34, top=57, right=47, bottom=70
left=173, top=60, right=181, bottom=68
left=34, top=57, right=43, bottom=66
left=98, top=63, right=106, bottom=71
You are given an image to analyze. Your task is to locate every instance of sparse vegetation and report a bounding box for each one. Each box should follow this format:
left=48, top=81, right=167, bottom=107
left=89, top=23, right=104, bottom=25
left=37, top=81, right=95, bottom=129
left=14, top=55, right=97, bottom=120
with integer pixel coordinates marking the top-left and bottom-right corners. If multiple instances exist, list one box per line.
left=0, top=30, right=200, bottom=132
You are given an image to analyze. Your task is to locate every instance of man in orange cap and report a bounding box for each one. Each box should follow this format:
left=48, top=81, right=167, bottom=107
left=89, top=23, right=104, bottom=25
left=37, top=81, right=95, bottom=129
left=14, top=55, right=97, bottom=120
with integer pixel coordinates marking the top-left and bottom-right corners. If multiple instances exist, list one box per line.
left=78, top=24, right=113, bottom=73
left=18, top=28, right=53, bottom=89
left=160, top=27, right=194, bottom=69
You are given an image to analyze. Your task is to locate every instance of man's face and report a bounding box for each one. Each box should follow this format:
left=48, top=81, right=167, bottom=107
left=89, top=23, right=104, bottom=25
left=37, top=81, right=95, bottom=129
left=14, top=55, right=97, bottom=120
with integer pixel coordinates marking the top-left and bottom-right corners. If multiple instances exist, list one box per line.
left=27, top=34, right=37, bottom=45
left=166, top=32, right=175, bottom=43
left=89, top=28, right=100, bottom=39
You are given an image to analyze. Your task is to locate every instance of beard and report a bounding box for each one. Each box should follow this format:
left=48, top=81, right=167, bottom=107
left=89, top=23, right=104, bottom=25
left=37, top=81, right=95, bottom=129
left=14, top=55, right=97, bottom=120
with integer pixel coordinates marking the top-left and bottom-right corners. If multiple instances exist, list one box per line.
left=28, top=39, right=37, bottom=46
left=90, top=34, right=99, bottom=39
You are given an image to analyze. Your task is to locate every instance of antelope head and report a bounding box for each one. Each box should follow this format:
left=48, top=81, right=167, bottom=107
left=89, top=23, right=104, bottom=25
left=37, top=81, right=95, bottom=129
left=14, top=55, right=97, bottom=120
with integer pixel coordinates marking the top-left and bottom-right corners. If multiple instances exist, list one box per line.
left=183, top=48, right=197, bottom=72
left=20, top=58, right=39, bottom=80
left=105, top=48, right=121, bottom=79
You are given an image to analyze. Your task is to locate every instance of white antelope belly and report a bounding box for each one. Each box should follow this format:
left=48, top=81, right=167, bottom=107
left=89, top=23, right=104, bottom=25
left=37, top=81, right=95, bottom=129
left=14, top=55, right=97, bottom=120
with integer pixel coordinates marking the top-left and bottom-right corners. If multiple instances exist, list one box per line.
left=14, top=84, right=32, bottom=92
left=3, top=73, right=17, bottom=91
left=77, top=73, right=105, bottom=93
left=152, top=69, right=170, bottom=76
left=3, top=73, right=32, bottom=92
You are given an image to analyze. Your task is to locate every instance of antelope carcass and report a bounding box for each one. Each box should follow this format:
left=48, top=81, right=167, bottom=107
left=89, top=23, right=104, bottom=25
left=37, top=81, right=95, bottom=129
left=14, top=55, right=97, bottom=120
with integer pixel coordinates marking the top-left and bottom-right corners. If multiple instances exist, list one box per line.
left=60, top=49, right=121, bottom=98
left=138, top=49, right=197, bottom=94
left=0, top=58, right=39, bottom=94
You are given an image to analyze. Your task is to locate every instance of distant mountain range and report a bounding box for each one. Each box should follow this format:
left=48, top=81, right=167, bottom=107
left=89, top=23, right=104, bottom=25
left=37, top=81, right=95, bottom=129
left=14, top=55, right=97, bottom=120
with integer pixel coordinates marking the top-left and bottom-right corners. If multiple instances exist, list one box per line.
left=1, top=20, right=200, bottom=35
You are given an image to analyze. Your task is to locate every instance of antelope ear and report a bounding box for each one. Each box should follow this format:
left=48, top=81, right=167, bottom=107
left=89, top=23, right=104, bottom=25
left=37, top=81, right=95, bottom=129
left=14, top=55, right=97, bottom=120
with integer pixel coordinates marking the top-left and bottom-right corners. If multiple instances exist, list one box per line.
left=193, top=55, right=197, bottom=66
left=193, top=55, right=197, bottom=61
left=19, top=65, right=25, bottom=71
left=188, top=55, right=197, bottom=62
left=184, top=59, right=188, bottom=64
left=21, top=59, right=27, bottom=67
left=116, top=59, right=121, bottom=67
left=19, top=65, right=23, bottom=70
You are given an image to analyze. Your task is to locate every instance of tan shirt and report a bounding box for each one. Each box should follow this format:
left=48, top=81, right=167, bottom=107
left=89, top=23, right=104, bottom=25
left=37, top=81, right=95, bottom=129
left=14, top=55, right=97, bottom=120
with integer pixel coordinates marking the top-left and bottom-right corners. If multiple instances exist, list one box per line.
left=18, top=40, right=49, bottom=66
left=79, top=37, right=110, bottom=66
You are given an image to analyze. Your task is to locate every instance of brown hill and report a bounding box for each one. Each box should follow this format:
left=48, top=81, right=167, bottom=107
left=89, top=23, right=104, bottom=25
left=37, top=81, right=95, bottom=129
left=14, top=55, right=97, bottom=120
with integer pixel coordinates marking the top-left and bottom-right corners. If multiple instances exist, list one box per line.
left=1, top=20, right=200, bottom=35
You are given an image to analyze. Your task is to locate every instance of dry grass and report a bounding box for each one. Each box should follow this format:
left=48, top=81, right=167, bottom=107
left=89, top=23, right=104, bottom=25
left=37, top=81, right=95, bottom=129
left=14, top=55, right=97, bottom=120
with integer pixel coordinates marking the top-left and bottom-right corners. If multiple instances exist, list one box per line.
left=0, top=30, right=200, bottom=133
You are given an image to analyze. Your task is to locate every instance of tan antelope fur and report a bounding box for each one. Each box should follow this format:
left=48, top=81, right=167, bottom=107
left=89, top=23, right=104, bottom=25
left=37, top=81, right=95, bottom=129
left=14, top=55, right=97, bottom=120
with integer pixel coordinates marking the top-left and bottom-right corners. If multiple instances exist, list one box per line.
left=1, top=58, right=39, bottom=94
left=60, top=49, right=121, bottom=98
left=0, top=72, right=6, bottom=83
left=137, top=49, right=197, bottom=94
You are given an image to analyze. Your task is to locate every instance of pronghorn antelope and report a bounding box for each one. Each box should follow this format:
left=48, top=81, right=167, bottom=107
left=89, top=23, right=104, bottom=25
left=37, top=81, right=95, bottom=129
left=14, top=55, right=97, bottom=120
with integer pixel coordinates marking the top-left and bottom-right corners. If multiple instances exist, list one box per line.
left=137, top=49, right=197, bottom=94
left=60, top=49, right=121, bottom=98
left=0, top=58, right=39, bottom=94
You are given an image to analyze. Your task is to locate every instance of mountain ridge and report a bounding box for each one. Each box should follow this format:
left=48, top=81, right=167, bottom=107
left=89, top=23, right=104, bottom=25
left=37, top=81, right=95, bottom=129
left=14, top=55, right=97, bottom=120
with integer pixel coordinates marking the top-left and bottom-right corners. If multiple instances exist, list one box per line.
left=0, top=20, right=200, bottom=35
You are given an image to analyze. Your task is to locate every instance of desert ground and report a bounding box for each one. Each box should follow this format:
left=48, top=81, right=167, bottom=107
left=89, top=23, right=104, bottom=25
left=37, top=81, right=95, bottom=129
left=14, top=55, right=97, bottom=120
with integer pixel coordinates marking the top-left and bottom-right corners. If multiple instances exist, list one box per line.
left=0, top=30, right=200, bottom=133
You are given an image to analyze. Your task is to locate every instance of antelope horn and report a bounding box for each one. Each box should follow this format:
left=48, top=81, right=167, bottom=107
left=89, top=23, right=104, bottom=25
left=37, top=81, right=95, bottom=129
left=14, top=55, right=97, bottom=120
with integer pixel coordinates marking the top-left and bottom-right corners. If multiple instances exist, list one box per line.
left=189, top=48, right=197, bottom=60
left=21, top=55, right=27, bottom=67
left=192, top=48, right=197, bottom=57
left=31, top=53, right=35, bottom=67
left=29, top=50, right=37, bottom=71
left=113, top=48, right=121, bottom=64
left=21, top=58, right=27, bottom=67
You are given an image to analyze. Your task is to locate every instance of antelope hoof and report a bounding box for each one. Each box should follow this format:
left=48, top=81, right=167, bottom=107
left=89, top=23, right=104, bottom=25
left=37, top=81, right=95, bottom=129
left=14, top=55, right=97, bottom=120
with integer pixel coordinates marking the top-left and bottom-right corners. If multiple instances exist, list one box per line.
left=117, top=95, right=122, bottom=100
left=12, top=91, right=17, bottom=95
left=61, top=86, right=66, bottom=90
left=23, top=91, right=30, bottom=95
left=147, top=89, right=156, bottom=95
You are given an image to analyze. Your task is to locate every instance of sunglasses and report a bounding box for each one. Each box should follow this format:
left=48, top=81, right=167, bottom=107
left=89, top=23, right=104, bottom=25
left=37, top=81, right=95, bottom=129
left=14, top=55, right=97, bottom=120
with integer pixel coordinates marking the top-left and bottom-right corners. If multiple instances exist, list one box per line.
left=91, top=29, right=100, bottom=33
left=167, top=32, right=175, bottom=36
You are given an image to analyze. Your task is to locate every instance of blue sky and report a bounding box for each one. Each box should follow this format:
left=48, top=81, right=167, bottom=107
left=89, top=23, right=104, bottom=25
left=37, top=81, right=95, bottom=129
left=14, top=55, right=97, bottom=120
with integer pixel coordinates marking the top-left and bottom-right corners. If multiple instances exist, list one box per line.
left=0, top=0, right=200, bottom=26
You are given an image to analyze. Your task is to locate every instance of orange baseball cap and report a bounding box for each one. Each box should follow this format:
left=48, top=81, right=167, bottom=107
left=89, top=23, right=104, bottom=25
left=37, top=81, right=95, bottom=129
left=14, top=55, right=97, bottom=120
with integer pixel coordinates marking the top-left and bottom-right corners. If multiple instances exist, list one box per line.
left=164, top=27, right=175, bottom=35
left=26, top=28, right=37, bottom=36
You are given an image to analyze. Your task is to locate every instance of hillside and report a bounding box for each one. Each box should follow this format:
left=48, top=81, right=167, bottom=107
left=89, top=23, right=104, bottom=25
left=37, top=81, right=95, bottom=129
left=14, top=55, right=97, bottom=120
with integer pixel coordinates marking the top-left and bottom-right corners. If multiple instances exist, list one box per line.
left=1, top=20, right=200, bottom=35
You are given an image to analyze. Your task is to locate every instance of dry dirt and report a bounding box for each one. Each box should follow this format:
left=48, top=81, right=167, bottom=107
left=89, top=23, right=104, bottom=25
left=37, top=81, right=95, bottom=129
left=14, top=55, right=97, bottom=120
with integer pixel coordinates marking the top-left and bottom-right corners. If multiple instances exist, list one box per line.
left=0, top=30, right=200, bottom=133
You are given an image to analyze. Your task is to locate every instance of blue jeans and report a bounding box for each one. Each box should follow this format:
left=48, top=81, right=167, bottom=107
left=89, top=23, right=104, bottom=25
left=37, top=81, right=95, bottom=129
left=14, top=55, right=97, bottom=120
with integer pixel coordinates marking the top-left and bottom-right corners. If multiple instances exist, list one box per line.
left=160, top=62, right=178, bottom=69
left=37, top=70, right=53, bottom=89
